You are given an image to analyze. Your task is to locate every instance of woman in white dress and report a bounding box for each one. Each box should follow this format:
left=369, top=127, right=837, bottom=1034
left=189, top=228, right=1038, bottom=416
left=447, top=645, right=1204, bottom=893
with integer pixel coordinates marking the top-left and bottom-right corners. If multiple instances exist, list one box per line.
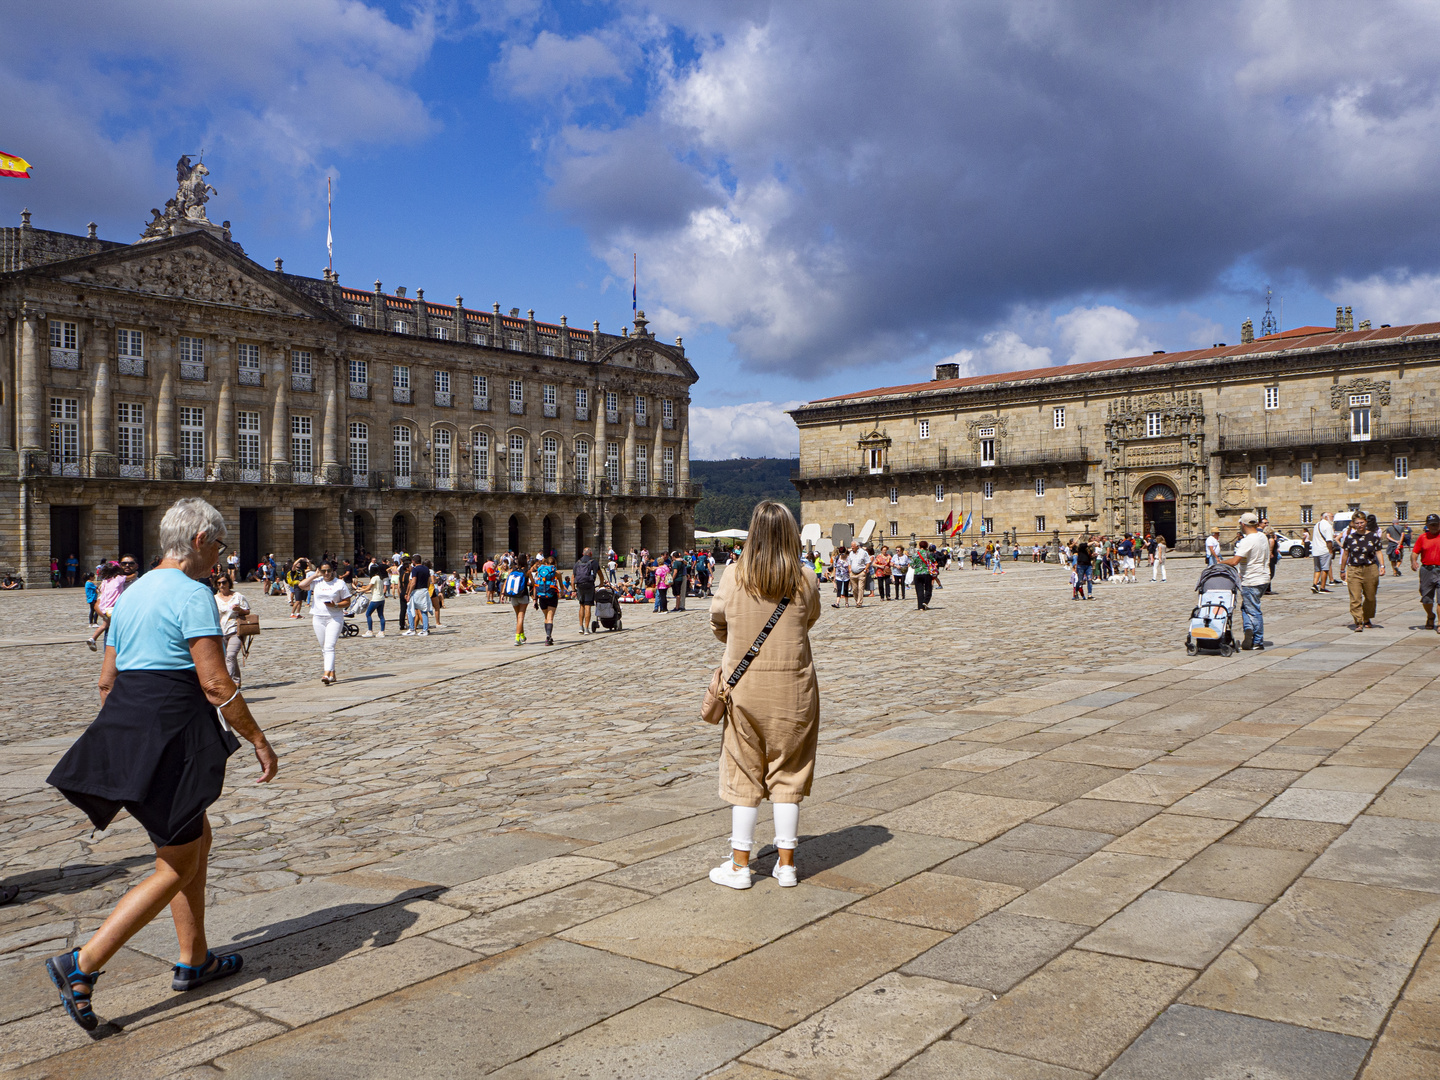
left=213, top=575, right=250, bottom=686
left=299, top=561, right=352, bottom=685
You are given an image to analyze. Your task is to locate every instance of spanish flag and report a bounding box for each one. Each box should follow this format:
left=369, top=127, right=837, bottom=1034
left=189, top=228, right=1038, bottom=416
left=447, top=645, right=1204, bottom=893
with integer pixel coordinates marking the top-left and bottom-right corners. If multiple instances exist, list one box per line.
left=1, top=152, right=32, bottom=179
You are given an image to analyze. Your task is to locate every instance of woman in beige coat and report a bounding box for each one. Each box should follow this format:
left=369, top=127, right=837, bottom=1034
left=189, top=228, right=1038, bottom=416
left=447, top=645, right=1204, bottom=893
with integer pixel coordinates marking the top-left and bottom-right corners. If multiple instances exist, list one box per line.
left=709, top=501, right=822, bottom=889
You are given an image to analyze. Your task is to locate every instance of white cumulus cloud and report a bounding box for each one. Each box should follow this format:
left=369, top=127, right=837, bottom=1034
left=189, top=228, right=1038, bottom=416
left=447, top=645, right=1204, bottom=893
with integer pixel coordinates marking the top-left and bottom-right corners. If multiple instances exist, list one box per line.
left=1055, top=306, right=1157, bottom=364
left=1333, top=271, right=1440, bottom=325
left=689, top=401, right=803, bottom=459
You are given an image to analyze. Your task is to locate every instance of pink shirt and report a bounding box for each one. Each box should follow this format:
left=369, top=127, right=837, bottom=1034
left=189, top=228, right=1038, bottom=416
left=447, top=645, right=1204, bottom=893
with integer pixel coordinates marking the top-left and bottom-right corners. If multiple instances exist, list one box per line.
left=655, top=565, right=670, bottom=589
left=97, top=575, right=127, bottom=613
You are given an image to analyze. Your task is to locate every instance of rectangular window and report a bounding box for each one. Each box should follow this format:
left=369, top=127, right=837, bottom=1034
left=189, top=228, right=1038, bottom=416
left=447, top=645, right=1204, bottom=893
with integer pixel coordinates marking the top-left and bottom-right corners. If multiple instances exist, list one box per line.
left=237, top=343, right=261, bottom=370
left=1349, top=393, right=1372, bottom=407
left=291, top=350, right=312, bottom=376
left=393, top=319, right=409, bottom=334
left=982, top=516, right=994, bottom=535
left=919, top=419, right=930, bottom=439
left=1347, top=458, right=1360, bottom=481
left=574, top=347, right=588, bottom=362
left=541, top=435, right=558, bottom=491
left=605, top=391, right=619, bottom=419
left=179, top=335, right=205, bottom=379
left=49, top=397, right=79, bottom=473
left=1395, top=456, right=1409, bottom=479
left=117, top=402, right=145, bottom=472
left=509, top=434, right=525, bottom=487
left=510, top=379, right=524, bottom=408
left=349, top=358, right=367, bottom=385
left=49, top=321, right=78, bottom=350
left=543, top=383, right=557, bottom=417
left=1351, top=407, right=1371, bottom=441
left=350, top=312, right=367, bottom=327
left=983, top=481, right=994, bottom=499
left=869, top=448, right=884, bottom=473
left=935, top=519, right=946, bottom=536
left=575, top=387, right=589, bottom=419
left=474, top=375, right=488, bottom=398
left=935, top=483, right=944, bottom=502
left=434, top=428, right=452, bottom=483
left=471, top=332, right=488, bottom=346
left=543, top=384, right=556, bottom=406
left=434, top=370, right=450, bottom=394
left=348, top=421, right=368, bottom=476
left=605, top=441, right=620, bottom=488
left=1053, top=406, right=1065, bottom=429
left=291, top=416, right=313, bottom=476
left=541, top=343, right=556, bottom=357
left=889, top=521, right=899, bottom=537
left=574, top=439, right=589, bottom=490
left=507, top=336, right=523, bottom=351
left=431, top=326, right=449, bottom=340
left=663, top=446, right=675, bottom=486
left=635, top=445, right=649, bottom=484
left=179, top=406, right=205, bottom=474
left=980, top=439, right=995, bottom=465
left=1396, top=502, right=1409, bottom=522
left=1301, top=505, right=1313, bottom=525
left=473, top=432, right=489, bottom=486
left=1256, top=506, right=1268, bottom=521
left=237, top=411, right=260, bottom=475
left=889, top=487, right=898, bottom=505
left=392, top=365, right=410, bottom=389
left=1035, top=477, right=1045, bottom=496
left=846, top=490, right=855, bottom=507
left=1146, top=411, right=1163, bottom=437
left=662, top=398, right=674, bottom=422
left=1035, top=515, right=1046, bottom=533
left=634, top=395, right=647, bottom=420
left=393, top=426, right=412, bottom=478
left=1255, top=464, right=1268, bottom=486
left=1265, top=386, right=1279, bottom=410
left=1301, top=461, right=1313, bottom=484
left=117, top=328, right=144, bottom=357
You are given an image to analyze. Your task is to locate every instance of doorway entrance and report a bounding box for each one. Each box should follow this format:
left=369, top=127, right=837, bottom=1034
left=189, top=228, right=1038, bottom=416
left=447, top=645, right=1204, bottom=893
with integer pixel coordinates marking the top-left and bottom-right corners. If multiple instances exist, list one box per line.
left=508, top=514, right=520, bottom=554
left=240, top=510, right=259, bottom=578
left=1142, top=483, right=1177, bottom=547
left=118, top=507, right=145, bottom=567
left=50, top=507, right=81, bottom=585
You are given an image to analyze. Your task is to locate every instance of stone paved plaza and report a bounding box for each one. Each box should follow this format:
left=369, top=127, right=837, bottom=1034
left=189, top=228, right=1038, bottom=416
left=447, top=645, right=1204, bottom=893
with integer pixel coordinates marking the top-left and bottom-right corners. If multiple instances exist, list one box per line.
left=2, top=560, right=1439, bottom=1078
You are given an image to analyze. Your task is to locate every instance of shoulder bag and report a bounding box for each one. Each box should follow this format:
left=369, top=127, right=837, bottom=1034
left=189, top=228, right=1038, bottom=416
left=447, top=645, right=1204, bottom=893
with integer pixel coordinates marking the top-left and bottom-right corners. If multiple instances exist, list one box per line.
left=701, top=596, right=790, bottom=725
left=235, top=611, right=261, bottom=638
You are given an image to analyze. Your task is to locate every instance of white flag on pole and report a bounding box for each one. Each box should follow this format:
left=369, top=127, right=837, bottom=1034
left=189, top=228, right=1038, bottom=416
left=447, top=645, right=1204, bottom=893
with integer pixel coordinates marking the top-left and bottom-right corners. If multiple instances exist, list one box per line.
left=326, top=177, right=333, bottom=265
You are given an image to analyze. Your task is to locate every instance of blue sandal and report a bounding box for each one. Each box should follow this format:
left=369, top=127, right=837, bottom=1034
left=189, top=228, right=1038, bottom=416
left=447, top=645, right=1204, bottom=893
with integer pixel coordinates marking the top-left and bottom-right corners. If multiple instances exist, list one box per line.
left=46, top=949, right=103, bottom=1031
left=172, top=950, right=243, bottom=992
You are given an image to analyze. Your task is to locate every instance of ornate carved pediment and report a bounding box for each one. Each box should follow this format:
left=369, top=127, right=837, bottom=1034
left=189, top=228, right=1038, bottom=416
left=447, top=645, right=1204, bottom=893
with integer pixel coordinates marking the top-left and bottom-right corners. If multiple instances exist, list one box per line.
left=62, top=245, right=314, bottom=316
left=1330, top=377, right=1391, bottom=410
left=1106, top=390, right=1203, bottom=441
left=856, top=426, right=891, bottom=449
left=965, top=414, right=1008, bottom=443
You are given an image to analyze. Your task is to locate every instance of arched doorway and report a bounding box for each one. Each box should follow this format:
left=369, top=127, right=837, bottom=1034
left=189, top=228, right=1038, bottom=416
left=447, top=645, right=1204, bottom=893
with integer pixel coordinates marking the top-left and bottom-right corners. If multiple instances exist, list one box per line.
left=471, top=513, right=486, bottom=560
left=392, top=513, right=409, bottom=554
left=542, top=515, right=555, bottom=559
left=1142, top=483, right=1177, bottom=547
left=352, top=510, right=372, bottom=565
left=668, top=514, right=686, bottom=554
left=640, top=514, right=659, bottom=553
left=575, top=514, right=594, bottom=560
left=508, top=514, right=520, bottom=554
left=432, top=514, right=448, bottom=570
left=611, top=515, right=631, bottom=556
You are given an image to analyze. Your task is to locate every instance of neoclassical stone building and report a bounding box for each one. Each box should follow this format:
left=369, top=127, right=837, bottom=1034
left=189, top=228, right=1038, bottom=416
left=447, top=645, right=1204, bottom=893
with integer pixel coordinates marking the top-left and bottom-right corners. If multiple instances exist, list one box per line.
left=1, top=165, right=699, bottom=582
left=791, top=316, right=1440, bottom=551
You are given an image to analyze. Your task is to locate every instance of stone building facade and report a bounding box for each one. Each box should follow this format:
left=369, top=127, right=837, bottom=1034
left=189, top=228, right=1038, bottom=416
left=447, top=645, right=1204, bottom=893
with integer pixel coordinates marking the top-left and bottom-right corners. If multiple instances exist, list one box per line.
left=1, top=178, right=699, bottom=583
left=790, top=320, right=1440, bottom=551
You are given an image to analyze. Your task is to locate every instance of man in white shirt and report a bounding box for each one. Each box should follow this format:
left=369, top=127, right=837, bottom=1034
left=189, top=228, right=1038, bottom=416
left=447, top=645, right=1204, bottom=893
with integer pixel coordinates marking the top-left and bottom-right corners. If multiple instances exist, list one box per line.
left=1204, top=529, right=1221, bottom=567
left=1311, top=513, right=1336, bottom=593
left=847, top=542, right=871, bottom=607
left=1224, top=512, right=1271, bottom=651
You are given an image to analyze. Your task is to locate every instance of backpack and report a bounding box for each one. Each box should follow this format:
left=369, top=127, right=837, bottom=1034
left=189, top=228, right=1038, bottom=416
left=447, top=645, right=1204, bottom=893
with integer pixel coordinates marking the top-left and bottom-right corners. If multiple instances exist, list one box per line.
left=503, top=569, right=528, bottom=598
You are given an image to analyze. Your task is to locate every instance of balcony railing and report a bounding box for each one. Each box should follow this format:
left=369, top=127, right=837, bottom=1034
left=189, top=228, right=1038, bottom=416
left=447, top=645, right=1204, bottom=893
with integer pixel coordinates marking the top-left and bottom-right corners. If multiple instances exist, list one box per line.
left=606, top=410, right=619, bottom=424
left=635, top=414, right=648, bottom=427
left=239, top=467, right=263, bottom=483
left=181, top=362, right=207, bottom=381
left=435, top=475, right=455, bottom=490
left=239, top=367, right=263, bottom=387
left=472, top=477, right=492, bottom=492
left=119, top=461, right=146, bottom=479
left=118, top=358, right=146, bottom=377
left=292, top=470, right=315, bottom=484
left=435, top=391, right=453, bottom=408
left=509, top=400, right=525, bottom=415
left=290, top=373, right=313, bottom=392
left=349, top=382, right=370, bottom=400
left=473, top=395, right=491, bottom=411
left=542, top=402, right=557, bottom=418
left=791, top=444, right=1090, bottom=481
left=575, top=407, right=589, bottom=422
left=1216, top=418, right=1440, bottom=453
left=662, top=416, right=674, bottom=430
left=50, top=459, right=81, bottom=476
left=393, top=386, right=412, bottom=404
left=49, top=348, right=79, bottom=370
left=182, top=465, right=206, bottom=481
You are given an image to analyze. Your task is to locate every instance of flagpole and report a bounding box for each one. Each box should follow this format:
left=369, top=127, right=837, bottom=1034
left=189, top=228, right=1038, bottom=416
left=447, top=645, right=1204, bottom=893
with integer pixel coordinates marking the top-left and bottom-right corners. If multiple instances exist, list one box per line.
left=326, top=177, right=333, bottom=274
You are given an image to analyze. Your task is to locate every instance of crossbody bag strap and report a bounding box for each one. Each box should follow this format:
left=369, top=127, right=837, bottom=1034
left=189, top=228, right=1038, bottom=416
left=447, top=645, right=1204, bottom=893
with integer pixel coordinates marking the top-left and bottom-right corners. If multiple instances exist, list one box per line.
left=725, top=597, right=791, bottom=689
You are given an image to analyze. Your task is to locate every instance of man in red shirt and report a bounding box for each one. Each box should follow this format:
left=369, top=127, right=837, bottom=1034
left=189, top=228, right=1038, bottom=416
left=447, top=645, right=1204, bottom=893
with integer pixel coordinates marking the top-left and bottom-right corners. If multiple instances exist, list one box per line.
left=1411, top=513, right=1440, bottom=632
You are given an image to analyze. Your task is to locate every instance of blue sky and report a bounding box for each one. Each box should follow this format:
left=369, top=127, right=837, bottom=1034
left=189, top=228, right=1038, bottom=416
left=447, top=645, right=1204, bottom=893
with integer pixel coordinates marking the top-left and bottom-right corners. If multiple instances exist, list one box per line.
left=6, top=1, right=1440, bottom=457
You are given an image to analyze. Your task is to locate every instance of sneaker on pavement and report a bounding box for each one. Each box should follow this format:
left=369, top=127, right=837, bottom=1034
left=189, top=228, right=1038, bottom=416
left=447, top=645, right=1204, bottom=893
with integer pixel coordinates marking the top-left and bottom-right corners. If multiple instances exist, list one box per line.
left=402, top=629, right=415, bottom=636
left=361, top=630, right=373, bottom=638
left=376, top=631, right=384, bottom=638
left=772, top=863, right=798, bottom=888
left=709, top=860, right=753, bottom=890
left=418, top=630, right=429, bottom=636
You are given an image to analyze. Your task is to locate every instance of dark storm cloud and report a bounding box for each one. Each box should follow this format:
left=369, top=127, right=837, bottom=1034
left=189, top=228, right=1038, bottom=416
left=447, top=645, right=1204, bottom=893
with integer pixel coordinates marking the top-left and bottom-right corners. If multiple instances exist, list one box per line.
left=521, top=0, right=1440, bottom=375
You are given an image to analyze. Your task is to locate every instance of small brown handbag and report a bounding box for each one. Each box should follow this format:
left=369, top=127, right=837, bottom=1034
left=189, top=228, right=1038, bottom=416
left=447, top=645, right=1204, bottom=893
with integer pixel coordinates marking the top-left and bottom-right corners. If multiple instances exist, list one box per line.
left=701, top=597, right=790, bottom=724
left=235, top=612, right=261, bottom=638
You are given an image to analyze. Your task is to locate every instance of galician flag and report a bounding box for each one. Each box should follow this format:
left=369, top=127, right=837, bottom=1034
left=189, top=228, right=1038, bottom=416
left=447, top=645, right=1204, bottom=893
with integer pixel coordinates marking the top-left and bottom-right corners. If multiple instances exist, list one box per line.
left=0, top=152, right=32, bottom=179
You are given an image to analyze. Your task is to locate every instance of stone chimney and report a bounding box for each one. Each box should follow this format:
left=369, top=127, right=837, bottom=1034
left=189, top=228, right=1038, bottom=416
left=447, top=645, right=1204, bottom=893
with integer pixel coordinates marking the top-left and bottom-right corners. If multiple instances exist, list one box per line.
left=1344, top=306, right=1353, bottom=331
left=1335, top=305, right=1354, bottom=332
left=934, top=363, right=960, bottom=381
left=1359, top=319, right=1371, bottom=331
left=1241, top=318, right=1254, bottom=344
left=395, top=286, right=406, bottom=298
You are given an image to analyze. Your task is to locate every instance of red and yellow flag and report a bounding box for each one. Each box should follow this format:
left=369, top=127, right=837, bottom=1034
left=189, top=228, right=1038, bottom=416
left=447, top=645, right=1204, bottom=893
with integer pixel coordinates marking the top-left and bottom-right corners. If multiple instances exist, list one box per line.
left=1, top=152, right=32, bottom=179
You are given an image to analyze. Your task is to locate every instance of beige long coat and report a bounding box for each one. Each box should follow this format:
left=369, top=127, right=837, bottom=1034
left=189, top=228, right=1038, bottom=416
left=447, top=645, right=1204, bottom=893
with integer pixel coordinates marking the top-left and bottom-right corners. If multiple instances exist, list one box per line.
left=710, top=566, right=822, bottom=807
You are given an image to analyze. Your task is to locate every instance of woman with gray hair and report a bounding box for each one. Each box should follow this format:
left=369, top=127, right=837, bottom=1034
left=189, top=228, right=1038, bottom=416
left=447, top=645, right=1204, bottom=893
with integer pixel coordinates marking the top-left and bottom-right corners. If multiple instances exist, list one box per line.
left=44, top=498, right=279, bottom=1031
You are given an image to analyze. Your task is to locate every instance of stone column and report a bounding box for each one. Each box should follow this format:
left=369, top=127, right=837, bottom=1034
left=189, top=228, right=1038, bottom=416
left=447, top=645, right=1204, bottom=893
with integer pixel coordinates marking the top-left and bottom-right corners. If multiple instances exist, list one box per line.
left=154, top=330, right=178, bottom=479
left=491, top=302, right=502, bottom=344
left=454, top=297, right=465, bottom=341
left=560, top=316, right=571, bottom=359
left=214, top=337, right=235, bottom=480
left=321, top=350, right=341, bottom=480
left=89, top=322, right=116, bottom=476
left=679, top=420, right=690, bottom=485
left=594, top=383, right=607, bottom=489
left=624, top=415, right=636, bottom=494
left=17, top=311, right=42, bottom=454
left=525, top=310, right=537, bottom=351
left=270, top=342, right=290, bottom=481
left=652, top=408, right=664, bottom=490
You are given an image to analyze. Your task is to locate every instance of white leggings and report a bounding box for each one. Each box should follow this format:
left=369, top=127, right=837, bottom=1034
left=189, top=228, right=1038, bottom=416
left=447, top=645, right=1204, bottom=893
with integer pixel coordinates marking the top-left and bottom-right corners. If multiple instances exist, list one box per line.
left=731, top=803, right=799, bottom=852
left=312, top=614, right=343, bottom=672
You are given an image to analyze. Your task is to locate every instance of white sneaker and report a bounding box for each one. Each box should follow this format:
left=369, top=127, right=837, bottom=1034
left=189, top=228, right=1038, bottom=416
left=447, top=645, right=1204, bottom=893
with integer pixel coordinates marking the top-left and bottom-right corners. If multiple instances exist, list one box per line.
left=376, top=631, right=384, bottom=638
left=360, top=630, right=373, bottom=638
left=402, top=630, right=415, bottom=636
left=418, top=630, right=429, bottom=636
left=772, top=862, right=798, bottom=888
left=709, top=860, right=753, bottom=890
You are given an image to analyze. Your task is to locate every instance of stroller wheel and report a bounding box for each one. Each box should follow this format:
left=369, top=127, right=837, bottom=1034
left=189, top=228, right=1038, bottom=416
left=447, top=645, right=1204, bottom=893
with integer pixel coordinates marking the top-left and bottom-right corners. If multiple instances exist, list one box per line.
left=342, top=622, right=358, bottom=637
left=616, top=619, right=622, bottom=631
left=1185, top=637, right=1197, bottom=655
left=1219, top=642, right=1233, bottom=657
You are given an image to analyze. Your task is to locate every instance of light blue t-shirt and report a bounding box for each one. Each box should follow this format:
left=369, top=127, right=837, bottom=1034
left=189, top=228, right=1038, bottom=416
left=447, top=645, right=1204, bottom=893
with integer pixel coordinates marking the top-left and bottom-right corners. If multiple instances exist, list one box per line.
left=109, top=569, right=223, bottom=671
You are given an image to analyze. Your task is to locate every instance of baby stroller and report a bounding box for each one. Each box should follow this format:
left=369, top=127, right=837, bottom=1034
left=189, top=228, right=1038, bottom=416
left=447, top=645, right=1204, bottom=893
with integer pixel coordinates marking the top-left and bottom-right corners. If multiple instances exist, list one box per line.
left=592, top=585, right=623, bottom=632
left=1187, top=562, right=1240, bottom=656
left=341, top=590, right=367, bottom=637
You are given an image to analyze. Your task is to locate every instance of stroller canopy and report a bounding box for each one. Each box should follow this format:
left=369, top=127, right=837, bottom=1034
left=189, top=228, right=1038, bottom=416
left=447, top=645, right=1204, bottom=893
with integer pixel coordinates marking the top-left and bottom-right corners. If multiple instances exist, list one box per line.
left=1195, top=562, right=1240, bottom=594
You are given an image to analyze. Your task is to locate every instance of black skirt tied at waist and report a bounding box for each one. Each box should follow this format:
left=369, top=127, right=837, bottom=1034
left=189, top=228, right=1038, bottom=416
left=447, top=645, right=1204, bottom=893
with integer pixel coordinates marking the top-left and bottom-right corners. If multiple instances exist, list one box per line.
left=47, top=669, right=241, bottom=847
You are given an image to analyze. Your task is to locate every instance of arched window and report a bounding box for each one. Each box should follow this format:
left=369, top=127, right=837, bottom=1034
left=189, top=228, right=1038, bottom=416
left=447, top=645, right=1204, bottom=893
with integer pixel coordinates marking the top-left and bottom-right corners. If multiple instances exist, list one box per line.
left=1144, top=484, right=1176, bottom=502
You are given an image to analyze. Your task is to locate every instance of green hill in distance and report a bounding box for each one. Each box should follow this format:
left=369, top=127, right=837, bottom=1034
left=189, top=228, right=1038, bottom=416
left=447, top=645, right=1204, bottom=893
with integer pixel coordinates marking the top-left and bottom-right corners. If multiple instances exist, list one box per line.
left=690, top=458, right=800, bottom=530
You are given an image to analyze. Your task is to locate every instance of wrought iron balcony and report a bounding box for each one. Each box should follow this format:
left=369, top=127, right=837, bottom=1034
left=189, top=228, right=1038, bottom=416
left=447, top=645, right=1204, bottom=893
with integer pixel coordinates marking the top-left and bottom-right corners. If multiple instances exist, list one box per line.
left=239, top=368, right=263, bottom=387
left=349, top=382, right=370, bottom=400
left=239, top=467, right=263, bottom=483
left=606, top=410, right=620, bottom=424
left=1215, top=418, right=1440, bottom=453
left=473, top=395, right=491, bottom=411
left=393, top=386, right=412, bottom=404
left=434, top=391, right=453, bottom=408
left=635, top=414, right=648, bottom=427
left=509, top=400, right=525, bottom=415
left=118, top=358, right=146, bottom=377
left=662, top=417, right=674, bottom=430
left=290, top=373, right=313, bottom=392
left=49, top=348, right=79, bottom=370
left=791, top=444, right=1089, bottom=481
left=182, top=361, right=207, bottom=381
left=575, top=407, right=590, bottom=422
left=182, top=464, right=206, bottom=481
left=543, top=403, right=558, bottom=418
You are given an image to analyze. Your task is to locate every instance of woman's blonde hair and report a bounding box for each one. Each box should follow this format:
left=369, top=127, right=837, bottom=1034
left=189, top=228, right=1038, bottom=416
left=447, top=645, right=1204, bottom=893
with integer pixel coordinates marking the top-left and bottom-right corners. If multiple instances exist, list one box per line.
left=733, top=501, right=805, bottom=601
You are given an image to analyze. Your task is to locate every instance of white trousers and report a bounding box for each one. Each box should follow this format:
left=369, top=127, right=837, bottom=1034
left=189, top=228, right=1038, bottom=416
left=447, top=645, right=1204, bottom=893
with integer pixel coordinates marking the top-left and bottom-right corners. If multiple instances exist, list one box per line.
left=730, top=803, right=800, bottom=852
left=312, top=614, right=344, bottom=671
